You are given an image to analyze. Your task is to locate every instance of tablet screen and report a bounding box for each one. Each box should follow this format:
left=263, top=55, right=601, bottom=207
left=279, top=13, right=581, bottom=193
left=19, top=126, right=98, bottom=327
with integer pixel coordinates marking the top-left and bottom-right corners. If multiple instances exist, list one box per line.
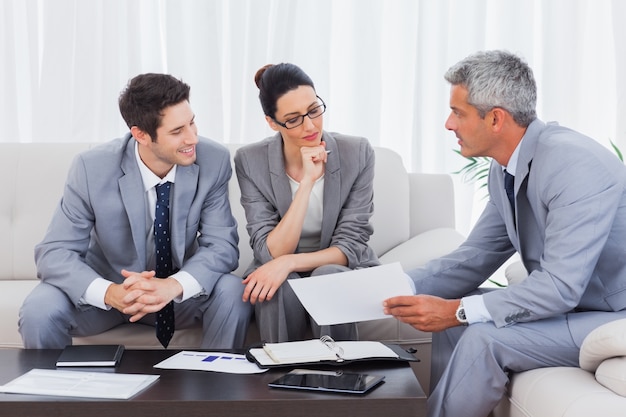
left=268, top=369, right=385, bottom=394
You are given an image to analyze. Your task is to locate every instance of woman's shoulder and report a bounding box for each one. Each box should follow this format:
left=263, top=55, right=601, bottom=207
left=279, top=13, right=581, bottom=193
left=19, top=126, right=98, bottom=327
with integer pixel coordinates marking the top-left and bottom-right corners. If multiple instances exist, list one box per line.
left=235, top=135, right=277, bottom=158
left=325, top=132, right=373, bottom=154
left=325, top=131, right=368, bottom=143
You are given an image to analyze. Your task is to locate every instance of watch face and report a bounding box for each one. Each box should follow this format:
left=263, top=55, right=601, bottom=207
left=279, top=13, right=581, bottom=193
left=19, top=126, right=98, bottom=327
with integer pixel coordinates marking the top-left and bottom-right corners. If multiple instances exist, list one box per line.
left=456, top=304, right=467, bottom=324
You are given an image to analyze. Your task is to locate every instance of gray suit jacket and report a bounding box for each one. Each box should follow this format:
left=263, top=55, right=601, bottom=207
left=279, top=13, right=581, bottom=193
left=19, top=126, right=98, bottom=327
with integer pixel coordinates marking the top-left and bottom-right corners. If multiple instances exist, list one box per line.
left=234, top=132, right=379, bottom=276
left=410, top=119, right=626, bottom=339
left=35, top=134, right=239, bottom=305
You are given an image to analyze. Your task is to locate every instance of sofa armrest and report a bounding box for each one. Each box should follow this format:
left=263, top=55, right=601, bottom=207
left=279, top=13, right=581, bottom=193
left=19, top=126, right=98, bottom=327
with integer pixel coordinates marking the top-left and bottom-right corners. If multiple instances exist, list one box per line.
left=579, top=318, right=626, bottom=396
left=580, top=318, right=626, bottom=372
left=595, top=357, right=626, bottom=397
left=409, top=173, right=456, bottom=237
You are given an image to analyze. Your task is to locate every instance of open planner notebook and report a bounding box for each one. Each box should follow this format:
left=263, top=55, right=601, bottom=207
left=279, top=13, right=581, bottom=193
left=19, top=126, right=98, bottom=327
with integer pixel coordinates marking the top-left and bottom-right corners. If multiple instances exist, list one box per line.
left=246, top=335, right=417, bottom=368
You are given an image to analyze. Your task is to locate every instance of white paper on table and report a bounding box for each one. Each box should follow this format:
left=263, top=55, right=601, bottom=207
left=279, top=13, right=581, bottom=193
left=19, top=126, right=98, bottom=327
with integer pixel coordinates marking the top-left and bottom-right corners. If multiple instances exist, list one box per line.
left=154, top=351, right=268, bottom=374
left=288, top=262, right=413, bottom=325
left=0, top=368, right=159, bottom=399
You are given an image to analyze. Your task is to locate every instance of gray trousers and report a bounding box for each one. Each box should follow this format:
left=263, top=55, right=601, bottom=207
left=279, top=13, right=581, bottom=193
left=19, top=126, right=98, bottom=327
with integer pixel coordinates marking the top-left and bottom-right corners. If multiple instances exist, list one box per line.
left=19, top=273, right=253, bottom=349
left=427, top=310, right=626, bottom=417
left=255, top=264, right=358, bottom=343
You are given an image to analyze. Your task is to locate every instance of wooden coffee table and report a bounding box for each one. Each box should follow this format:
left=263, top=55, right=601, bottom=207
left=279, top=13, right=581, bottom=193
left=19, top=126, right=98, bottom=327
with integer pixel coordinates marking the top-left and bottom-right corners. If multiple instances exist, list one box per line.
left=0, top=348, right=427, bottom=417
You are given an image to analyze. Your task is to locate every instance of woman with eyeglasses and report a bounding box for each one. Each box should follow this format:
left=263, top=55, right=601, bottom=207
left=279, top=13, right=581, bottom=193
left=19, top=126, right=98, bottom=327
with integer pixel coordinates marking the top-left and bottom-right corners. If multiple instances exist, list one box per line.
left=234, top=63, right=380, bottom=343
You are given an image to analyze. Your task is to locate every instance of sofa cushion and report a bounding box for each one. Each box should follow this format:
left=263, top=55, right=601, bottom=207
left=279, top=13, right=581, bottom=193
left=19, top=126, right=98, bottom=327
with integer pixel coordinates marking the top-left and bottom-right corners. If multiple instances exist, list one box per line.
left=595, top=357, right=626, bottom=397
left=378, top=227, right=465, bottom=271
left=579, top=318, right=626, bottom=372
left=369, top=147, right=410, bottom=256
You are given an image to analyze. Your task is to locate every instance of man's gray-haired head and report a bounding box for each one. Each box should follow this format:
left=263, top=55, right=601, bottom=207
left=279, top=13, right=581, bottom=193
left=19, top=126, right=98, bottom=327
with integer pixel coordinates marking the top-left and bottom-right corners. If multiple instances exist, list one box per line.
left=444, top=50, right=537, bottom=127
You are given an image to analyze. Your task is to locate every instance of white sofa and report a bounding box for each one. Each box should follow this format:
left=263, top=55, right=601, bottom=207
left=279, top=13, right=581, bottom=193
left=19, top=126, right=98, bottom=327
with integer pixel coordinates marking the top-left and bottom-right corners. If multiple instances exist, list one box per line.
left=492, top=264, right=626, bottom=417
left=0, top=142, right=464, bottom=360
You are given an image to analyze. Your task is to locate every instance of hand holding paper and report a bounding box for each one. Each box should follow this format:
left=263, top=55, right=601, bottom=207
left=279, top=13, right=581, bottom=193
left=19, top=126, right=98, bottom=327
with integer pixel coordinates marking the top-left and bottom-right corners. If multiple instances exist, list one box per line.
left=287, top=262, right=413, bottom=325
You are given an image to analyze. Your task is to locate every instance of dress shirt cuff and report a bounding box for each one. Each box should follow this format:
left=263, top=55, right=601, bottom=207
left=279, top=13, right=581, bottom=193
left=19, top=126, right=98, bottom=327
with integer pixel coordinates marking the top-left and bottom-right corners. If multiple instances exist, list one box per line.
left=82, top=277, right=113, bottom=310
left=171, top=271, right=204, bottom=302
left=463, top=294, right=493, bottom=324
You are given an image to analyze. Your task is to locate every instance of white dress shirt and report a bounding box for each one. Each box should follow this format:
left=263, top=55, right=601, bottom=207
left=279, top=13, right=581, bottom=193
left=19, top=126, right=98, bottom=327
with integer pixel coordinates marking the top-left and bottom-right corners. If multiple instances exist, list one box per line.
left=287, top=174, right=325, bottom=253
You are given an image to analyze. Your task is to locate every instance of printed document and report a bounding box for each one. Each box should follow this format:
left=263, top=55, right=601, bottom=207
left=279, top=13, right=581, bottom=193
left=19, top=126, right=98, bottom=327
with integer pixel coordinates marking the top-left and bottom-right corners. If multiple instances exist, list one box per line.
left=154, top=351, right=267, bottom=374
left=288, top=262, right=413, bottom=325
left=0, top=369, right=158, bottom=399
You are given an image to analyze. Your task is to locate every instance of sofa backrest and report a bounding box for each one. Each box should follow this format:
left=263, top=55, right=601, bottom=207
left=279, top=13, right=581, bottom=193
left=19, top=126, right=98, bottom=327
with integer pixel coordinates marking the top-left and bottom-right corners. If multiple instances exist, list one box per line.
left=1, top=143, right=95, bottom=280
left=1, top=142, right=447, bottom=280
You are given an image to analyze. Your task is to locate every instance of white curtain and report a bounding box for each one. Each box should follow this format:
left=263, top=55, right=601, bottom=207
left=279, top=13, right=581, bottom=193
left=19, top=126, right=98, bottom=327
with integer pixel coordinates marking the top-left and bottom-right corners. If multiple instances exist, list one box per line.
left=2, top=0, right=624, bottom=232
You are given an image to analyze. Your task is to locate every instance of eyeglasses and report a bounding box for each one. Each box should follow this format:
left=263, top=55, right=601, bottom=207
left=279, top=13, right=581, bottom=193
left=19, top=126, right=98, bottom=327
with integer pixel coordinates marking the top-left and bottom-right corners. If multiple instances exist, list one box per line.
left=273, top=97, right=326, bottom=129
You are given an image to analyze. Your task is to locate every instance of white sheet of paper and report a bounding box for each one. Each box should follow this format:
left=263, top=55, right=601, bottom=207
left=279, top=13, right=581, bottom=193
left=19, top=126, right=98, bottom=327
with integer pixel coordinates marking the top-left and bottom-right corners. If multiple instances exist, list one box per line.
left=154, top=351, right=267, bottom=374
left=288, top=262, right=413, bottom=325
left=0, top=369, right=159, bottom=399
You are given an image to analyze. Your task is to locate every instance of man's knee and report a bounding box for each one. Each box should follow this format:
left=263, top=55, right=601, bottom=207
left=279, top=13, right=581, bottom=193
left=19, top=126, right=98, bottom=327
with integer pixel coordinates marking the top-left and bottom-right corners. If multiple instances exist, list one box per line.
left=208, top=274, right=252, bottom=317
left=19, top=283, right=72, bottom=328
left=213, top=273, right=246, bottom=299
left=19, top=283, right=73, bottom=348
left=440, top=323, right=506, bottom=366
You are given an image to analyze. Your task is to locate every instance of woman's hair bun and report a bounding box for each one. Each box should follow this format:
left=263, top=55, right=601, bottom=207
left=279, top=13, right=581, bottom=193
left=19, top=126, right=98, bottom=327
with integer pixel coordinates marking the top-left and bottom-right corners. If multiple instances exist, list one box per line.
left=254, top=64, right=274, bottom=89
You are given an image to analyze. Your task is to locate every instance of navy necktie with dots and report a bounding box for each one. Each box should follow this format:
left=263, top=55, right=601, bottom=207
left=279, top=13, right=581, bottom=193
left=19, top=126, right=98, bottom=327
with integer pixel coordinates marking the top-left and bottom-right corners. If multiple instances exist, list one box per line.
left=504, top=170, right=515, bottom=217
left=154, top=182, right=175, bottom=348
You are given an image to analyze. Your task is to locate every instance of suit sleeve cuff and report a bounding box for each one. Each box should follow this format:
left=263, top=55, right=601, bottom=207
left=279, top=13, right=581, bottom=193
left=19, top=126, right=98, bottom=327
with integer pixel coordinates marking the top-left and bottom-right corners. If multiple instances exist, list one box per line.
left=82, top=277, right=113, bottom=310
left=463, top=294, right=493, bottom=324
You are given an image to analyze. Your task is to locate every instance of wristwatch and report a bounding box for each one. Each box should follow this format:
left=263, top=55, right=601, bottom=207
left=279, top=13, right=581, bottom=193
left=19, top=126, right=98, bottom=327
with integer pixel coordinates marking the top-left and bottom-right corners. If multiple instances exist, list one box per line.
left=455, top=300, right=468, bottom=326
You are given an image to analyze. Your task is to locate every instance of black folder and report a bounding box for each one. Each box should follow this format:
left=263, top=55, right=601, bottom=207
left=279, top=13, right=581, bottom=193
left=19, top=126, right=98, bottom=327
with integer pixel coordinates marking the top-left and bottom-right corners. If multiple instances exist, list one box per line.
left=56, top=344, right=125, bottom=367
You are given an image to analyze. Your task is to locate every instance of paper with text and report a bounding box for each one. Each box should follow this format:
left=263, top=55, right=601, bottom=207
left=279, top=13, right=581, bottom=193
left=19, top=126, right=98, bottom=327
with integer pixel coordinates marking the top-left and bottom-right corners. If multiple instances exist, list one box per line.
left=0, top=369, right=158, bottom=399
left=288, top=262, right=413, bottom=325
left=154, top=351, right=268, bottom=374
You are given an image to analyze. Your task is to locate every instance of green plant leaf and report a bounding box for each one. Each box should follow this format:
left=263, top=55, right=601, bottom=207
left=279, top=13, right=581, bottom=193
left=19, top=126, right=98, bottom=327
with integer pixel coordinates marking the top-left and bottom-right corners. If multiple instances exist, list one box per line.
left=487, top=278, right=507, bottom=287
left=453, top=150, right=492, bottom=198
left=610, top=139, right=623, bottom=162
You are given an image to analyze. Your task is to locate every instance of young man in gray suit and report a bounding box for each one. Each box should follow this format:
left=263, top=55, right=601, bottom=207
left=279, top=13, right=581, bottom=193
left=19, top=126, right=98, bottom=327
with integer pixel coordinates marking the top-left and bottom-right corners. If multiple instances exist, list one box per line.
left=384, top=50, right=626, bottom=417
left=19, top=73, right=252, bottom=349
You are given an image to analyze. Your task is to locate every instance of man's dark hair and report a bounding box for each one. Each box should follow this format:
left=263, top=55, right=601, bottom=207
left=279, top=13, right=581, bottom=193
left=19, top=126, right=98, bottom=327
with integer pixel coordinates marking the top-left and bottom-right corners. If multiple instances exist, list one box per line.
left=118, top=73, right=191, bottom=141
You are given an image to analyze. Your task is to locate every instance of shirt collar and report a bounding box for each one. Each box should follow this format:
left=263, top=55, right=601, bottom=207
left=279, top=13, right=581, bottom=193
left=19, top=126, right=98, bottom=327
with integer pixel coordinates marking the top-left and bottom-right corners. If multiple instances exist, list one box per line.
left=134, top=141, right=177, bottom=192
left=504, top=138, right=524, bottom=176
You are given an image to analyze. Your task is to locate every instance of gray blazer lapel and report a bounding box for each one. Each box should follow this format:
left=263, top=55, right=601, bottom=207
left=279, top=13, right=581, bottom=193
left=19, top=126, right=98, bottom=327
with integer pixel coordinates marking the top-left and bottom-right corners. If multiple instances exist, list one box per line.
left=515, top=119, right=544, bottom=190
left=514, top=119, right=545, bottom=268
left=495, top=162, right=517, bottom=232
left=516, top=173, right=542, bottom=273
left=119, top=140, right=147, bottom=268
left=268, top=137, right=293, bottom=217
left=171, top=164, right=198, bottom=268
left=321, top=136, right=340, bottom=248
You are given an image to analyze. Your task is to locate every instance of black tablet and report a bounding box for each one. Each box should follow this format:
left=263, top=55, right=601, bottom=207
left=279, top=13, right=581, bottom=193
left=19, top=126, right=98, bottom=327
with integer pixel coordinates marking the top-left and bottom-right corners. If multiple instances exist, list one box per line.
left=268, top=369, right=385, bottom=394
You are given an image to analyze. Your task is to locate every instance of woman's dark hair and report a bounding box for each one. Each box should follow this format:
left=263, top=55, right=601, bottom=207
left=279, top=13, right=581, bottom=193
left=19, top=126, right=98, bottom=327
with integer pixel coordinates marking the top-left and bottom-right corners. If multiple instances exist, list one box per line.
left=254, top=63, right=315, bottom=118
left=118, top=73, right=190, bottom=141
